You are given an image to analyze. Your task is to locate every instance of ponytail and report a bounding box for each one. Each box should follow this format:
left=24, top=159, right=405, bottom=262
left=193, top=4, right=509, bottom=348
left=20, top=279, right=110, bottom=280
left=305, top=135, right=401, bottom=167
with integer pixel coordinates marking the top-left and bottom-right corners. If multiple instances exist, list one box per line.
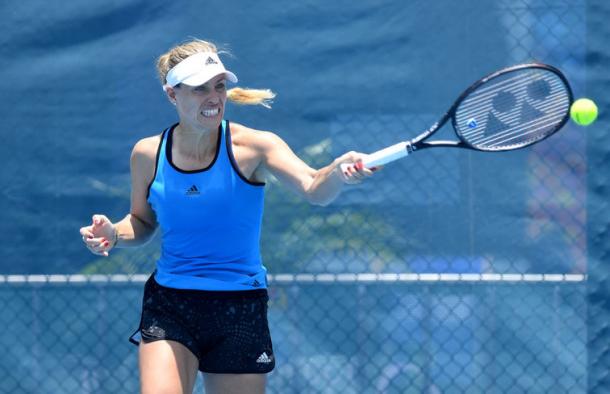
left=227, top=87, right=276, bottom=109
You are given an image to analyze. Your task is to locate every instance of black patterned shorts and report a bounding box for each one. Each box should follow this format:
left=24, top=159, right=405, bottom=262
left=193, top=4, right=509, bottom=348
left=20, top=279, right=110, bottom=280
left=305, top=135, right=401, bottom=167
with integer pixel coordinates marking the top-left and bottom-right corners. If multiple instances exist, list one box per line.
left=129, top=274, right=275, bottom=374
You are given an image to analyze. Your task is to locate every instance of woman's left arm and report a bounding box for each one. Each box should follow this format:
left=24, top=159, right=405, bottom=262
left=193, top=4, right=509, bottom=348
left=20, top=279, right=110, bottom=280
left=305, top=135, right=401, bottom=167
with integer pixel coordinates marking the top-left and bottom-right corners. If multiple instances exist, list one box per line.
left=258, top=131, right=375, bottom=206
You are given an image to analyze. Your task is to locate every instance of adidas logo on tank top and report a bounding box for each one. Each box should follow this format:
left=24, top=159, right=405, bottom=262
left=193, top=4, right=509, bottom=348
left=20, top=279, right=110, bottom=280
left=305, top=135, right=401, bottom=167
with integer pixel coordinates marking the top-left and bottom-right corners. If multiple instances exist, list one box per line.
left=185, top=185, right=200, bottom=195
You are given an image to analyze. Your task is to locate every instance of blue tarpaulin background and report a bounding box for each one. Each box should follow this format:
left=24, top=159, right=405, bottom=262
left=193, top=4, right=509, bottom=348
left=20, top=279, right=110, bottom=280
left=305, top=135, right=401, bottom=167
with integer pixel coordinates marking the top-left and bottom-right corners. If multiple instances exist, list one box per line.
left=1, top=0, right=608, bottom=392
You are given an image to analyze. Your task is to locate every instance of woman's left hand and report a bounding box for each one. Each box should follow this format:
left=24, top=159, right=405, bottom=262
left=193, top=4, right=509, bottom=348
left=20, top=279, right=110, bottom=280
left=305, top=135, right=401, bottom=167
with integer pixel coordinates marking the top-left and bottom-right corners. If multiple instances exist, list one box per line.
left=334, top=151, right=379, bottom=184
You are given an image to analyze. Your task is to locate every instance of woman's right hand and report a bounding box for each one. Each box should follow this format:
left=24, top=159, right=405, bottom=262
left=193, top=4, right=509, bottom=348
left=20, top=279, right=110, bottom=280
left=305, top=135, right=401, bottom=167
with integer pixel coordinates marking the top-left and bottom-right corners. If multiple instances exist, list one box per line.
left=79, top=214, right=117, bottom=257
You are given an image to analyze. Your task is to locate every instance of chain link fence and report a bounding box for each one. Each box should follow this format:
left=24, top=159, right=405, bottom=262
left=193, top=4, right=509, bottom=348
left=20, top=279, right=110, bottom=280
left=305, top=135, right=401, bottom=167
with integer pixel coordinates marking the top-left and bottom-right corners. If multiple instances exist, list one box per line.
left=0, top=274, right=587, bottom=393
left=1, top=0, right=605, bottom=392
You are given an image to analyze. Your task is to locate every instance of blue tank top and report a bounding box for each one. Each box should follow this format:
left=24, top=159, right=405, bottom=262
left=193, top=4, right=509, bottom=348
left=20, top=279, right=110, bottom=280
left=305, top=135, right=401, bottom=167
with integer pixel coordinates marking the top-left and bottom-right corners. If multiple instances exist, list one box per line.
left=147, top=120, right=267, bottom=291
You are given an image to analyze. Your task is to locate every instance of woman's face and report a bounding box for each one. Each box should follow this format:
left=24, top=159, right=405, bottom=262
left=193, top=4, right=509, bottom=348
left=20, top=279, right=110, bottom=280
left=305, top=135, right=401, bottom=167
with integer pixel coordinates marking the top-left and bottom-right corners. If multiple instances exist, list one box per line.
left=171, top=74, right=227, bottom=130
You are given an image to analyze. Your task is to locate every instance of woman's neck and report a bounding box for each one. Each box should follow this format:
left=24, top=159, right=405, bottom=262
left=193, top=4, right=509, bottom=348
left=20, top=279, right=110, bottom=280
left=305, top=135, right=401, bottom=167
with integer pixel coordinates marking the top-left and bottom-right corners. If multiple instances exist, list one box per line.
left=173, top=123, right=219, bottom=163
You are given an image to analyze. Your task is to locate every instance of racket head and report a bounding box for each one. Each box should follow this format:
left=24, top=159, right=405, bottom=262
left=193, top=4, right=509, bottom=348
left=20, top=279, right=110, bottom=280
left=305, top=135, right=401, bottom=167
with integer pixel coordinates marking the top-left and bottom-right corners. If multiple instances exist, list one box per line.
left=451, top=64, right=573, bottom=151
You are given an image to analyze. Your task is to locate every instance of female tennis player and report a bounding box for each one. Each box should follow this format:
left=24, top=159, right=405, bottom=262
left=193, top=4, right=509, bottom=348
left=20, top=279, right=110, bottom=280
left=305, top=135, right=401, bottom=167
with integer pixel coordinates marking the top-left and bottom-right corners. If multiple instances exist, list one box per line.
left=79, top=39, right=375, bottom=394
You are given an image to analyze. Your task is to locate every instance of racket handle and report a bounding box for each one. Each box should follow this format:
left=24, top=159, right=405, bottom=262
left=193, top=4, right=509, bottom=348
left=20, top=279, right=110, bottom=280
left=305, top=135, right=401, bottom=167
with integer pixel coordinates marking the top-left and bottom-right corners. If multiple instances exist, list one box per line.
left=362, top=142, right=411, bottom=167
left=338, top=142, right=411, bottom=176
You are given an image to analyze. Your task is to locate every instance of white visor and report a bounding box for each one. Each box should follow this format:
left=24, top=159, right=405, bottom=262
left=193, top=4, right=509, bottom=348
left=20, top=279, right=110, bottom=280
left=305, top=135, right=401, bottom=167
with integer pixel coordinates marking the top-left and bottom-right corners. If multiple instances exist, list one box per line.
left=164, top=52, right=238, bottom=88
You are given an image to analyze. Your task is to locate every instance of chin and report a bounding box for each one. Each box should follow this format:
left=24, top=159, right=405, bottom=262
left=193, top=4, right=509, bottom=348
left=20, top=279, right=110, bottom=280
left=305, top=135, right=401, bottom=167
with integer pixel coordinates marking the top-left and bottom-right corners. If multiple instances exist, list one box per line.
left=198, top=113, right=223, bottom=128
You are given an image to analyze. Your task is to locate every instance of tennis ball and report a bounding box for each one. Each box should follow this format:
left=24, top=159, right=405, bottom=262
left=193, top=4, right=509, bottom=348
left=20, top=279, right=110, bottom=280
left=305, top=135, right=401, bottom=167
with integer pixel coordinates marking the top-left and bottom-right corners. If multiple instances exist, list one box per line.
left=570, top=98, right=598, bottom=126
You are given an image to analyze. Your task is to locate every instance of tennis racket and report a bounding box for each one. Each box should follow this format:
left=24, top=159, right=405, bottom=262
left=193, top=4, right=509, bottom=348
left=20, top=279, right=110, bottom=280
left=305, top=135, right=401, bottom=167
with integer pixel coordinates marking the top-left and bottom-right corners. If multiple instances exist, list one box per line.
left=349, top=63, right=573, bottom=170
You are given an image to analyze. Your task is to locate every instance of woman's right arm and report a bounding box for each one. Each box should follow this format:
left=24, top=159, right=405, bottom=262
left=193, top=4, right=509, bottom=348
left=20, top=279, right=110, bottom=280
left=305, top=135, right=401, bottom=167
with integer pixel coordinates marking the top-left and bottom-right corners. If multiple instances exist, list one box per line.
left=80, top=137, right=159, bottom=256
left=113, top=137, right=159, bottom=247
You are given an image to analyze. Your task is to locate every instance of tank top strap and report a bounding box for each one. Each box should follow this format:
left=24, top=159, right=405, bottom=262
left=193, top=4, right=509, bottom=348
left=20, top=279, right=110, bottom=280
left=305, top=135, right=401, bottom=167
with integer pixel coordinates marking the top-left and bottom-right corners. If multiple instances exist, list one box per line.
left=216, top=119, right=230, bottom=164
left=159, top=125, right=171, bottom=156
left=145, top=124, right=173, bottom=200
left=157, top=124, right=174, bottom=170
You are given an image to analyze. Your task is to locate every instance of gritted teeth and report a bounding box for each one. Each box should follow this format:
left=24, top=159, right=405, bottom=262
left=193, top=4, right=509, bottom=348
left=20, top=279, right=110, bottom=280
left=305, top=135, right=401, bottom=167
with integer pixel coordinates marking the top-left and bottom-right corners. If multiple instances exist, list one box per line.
left=201, top=108, right=220, bottom=117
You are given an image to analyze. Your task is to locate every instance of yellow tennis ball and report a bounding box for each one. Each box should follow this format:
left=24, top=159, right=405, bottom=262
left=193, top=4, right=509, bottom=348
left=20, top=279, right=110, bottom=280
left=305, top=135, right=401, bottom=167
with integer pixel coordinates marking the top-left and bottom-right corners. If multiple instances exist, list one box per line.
left=570, top=98, right=598, bottom=126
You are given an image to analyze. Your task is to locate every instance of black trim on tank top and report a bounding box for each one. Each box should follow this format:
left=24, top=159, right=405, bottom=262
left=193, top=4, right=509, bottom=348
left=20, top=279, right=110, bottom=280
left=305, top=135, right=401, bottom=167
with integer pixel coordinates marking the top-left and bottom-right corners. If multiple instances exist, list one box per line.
left=225, top=120, right=266, bottom=186
left=166, top=123, right=222, bottom=173
left=145, top=125, right=174, bottom=200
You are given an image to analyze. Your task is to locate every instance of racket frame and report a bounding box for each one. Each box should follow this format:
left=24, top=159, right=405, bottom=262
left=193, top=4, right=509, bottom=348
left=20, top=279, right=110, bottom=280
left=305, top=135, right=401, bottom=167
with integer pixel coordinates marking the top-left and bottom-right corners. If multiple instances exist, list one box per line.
left=361, top=63, right=573, bottom=168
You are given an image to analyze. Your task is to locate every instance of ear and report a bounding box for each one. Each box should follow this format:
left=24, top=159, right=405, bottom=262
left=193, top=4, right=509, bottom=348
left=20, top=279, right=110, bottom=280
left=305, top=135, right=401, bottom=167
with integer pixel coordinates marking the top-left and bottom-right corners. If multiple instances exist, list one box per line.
left=163, top=85, right=177, bottom=104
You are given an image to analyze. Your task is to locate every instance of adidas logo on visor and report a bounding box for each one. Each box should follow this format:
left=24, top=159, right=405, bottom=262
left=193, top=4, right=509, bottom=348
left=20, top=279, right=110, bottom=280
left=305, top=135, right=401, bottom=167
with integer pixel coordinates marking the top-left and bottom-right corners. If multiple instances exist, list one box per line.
left=205, top=56, right=218, bottom=65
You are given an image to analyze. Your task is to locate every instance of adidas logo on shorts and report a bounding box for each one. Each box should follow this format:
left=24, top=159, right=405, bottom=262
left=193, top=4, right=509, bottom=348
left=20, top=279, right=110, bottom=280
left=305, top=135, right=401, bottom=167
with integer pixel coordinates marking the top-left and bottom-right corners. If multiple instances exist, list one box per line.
left=256, top=352, right=273, bottom=364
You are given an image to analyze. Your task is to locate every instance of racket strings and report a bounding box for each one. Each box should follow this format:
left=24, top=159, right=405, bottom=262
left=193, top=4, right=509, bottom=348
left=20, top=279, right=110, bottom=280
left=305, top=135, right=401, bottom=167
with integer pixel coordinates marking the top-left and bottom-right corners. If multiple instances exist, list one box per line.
left=455, top=69, right=571, bottom=150
left=466, top=93, right=568, bottom=146
left=474, top=101, right=567, bottom=146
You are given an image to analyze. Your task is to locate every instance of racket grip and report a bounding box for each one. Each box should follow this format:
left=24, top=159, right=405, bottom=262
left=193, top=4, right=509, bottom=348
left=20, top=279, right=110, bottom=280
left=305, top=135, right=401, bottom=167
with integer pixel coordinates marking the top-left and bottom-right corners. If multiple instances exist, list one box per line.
left=362, top=142, right=411, bottom=167
left=338, top=142, right=411, bottom=177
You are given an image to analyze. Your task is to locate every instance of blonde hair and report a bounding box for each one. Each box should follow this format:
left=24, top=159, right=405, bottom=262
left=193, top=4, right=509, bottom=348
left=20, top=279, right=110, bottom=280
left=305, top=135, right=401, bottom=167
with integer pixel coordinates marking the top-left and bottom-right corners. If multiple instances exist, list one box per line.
left=156, top=39, right=275, bottom=108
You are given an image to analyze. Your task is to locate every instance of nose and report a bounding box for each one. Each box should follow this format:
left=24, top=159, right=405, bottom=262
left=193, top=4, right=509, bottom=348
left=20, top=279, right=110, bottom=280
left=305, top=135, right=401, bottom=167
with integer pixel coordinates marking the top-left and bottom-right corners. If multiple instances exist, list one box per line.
left=206, top=92, right=221, bottom=105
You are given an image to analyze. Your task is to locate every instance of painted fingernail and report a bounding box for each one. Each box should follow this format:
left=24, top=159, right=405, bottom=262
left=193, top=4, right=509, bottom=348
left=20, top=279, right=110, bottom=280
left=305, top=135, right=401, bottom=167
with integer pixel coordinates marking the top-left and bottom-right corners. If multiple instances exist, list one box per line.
left=103, top=241, right=109, bottom=247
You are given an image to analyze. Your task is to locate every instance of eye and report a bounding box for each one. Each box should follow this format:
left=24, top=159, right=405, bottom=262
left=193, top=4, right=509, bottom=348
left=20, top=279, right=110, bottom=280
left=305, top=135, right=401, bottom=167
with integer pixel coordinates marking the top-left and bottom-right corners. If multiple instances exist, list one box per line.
left=216, top=82, right=226, bottom=91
